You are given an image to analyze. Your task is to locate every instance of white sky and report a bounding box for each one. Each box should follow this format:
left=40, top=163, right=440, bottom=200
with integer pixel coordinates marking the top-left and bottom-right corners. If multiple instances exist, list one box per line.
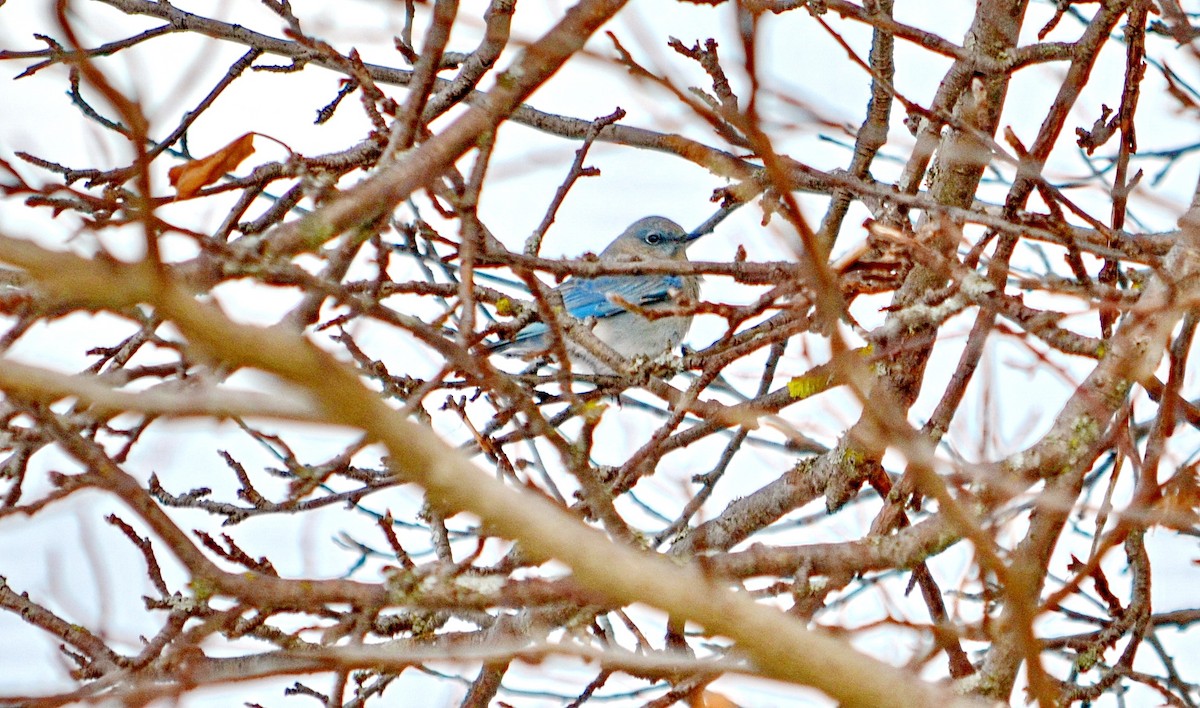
left=1, top=1, right=1199, bottom=706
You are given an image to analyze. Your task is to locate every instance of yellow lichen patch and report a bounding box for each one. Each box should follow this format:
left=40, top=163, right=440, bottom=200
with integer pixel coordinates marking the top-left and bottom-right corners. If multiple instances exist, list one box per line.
left=788, top=374, right=828, bottom=399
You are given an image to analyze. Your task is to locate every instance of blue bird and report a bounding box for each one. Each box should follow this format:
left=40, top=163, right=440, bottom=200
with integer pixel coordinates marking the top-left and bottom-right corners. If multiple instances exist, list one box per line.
left=491, top=216, right=701, bottom=369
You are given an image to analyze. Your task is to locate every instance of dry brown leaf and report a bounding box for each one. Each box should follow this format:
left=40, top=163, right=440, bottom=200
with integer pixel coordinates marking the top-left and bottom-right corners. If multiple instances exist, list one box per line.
left=1160, top=462, right=1200, bottom=532
left=168, top=133, right=256, bottom=199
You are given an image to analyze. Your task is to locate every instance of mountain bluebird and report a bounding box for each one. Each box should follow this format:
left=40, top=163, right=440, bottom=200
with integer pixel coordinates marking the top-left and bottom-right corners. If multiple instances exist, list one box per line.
left=491, top=216, right=701, bottom=368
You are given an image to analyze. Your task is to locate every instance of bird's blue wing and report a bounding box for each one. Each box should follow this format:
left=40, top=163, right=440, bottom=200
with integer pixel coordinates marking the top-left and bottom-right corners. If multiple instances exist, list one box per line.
left=495, top=274, right=684, bottom=350
left=557, top=274, right=685, bottom=320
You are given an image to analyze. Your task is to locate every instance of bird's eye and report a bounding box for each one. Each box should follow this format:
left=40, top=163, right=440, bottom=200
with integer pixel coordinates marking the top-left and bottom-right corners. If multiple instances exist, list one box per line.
left=645, top=232, right=663, bottom=245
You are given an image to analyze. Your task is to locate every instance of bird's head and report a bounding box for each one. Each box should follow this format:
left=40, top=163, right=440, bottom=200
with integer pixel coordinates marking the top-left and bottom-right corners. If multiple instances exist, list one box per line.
left=599, top=216, right=700, bottom=261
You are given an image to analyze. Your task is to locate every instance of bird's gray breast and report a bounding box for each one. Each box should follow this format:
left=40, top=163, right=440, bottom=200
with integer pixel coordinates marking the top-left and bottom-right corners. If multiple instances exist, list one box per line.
left=589, top=307, right=691, bottom=359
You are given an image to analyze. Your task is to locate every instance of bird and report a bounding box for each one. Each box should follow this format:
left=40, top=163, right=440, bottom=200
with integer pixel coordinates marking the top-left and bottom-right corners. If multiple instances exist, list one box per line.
left=490, top=216, right=701, bottom=370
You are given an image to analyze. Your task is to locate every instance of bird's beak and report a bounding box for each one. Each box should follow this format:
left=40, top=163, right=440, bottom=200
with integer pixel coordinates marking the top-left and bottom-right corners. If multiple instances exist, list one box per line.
left=683, top=230, right=705, bottom=244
